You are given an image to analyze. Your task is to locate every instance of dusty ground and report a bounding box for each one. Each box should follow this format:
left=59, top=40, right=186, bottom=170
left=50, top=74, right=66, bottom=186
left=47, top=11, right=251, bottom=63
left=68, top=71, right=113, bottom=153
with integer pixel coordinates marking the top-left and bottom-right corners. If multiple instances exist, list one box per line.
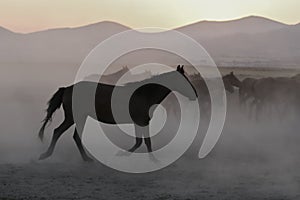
left=0, top=157, right=300, bottom=200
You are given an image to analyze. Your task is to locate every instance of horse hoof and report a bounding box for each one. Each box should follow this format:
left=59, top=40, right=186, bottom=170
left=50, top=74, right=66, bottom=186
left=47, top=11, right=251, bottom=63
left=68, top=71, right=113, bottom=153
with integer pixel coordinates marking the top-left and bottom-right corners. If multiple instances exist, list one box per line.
left=148, top=153, right=160, bottom=164
left=39, top=153, right=50, bottom=160
left=115, top=150, right=132, bottom=157
left=83, top=157, right=94, bottom=162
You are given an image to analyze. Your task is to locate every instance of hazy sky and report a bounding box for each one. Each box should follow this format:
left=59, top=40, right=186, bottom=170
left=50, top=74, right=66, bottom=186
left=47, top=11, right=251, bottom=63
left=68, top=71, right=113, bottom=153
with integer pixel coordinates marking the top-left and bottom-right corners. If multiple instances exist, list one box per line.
left=1, top=0, right=299, bottom=33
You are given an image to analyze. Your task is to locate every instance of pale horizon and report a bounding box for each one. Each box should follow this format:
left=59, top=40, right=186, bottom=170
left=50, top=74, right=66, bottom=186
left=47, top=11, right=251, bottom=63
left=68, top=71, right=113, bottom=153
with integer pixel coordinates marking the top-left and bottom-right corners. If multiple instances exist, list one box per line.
left=1, top=15, right=299, bottom=34
left=1, top=0, right=300, bottom=33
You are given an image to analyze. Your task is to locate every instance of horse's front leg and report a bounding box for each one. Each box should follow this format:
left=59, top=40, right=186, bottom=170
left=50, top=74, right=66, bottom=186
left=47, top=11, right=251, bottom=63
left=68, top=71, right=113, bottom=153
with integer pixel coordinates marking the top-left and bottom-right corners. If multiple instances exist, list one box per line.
left=142, top=125, right=152, bottom=152
left=127, top=124, right=143, bottom=152
left=141, top=125, right=159, bottom=163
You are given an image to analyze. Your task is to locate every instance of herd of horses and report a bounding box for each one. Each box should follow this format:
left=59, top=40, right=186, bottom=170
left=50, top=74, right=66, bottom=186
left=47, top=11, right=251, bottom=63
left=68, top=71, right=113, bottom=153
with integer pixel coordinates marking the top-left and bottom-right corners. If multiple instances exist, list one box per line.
left=238, top=74, right=300, bottom=119
left=38, top=65, right=300, bottom=161
left=190, top=71, right=300, bottom=120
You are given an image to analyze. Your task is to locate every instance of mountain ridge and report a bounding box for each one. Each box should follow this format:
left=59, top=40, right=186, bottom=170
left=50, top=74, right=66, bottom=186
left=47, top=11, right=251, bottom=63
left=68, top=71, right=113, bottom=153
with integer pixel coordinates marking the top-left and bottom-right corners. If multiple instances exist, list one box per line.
left=0, top=16, right=296, bottom=34
left=0, top=16, right=299, bottom=67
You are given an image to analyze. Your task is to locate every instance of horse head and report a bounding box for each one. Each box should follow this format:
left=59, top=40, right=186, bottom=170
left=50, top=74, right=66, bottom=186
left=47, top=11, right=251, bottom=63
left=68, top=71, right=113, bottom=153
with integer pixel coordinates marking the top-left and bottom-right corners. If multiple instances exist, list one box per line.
left=223, top=72, right=241, bottom=88
left=223, top=78, right=235, bottom=93
left=174, top=65, right=198, bottom=100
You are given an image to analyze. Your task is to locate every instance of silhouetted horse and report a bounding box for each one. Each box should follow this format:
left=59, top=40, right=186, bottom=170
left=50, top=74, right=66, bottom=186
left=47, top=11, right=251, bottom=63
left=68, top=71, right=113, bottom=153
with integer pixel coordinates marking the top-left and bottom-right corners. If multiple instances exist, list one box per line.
left=186, top=73, right=236, bottom=118
left=124, top=70, right=152, bottom=83
left=38, top=65, right=198, bottom=161
left=250, top=77, right=300, bottom=119
left=222, top=72, right=241, bottom=89
left=234, top=74, right=300, bottom=119
left=238, top=78, right=257, bottom=106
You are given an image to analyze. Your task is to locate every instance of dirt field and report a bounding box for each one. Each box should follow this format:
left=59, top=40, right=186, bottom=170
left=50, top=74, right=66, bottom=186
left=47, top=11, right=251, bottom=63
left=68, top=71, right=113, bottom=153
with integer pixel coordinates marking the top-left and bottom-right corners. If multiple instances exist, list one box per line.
left=1, top=157, right=300, bottom=200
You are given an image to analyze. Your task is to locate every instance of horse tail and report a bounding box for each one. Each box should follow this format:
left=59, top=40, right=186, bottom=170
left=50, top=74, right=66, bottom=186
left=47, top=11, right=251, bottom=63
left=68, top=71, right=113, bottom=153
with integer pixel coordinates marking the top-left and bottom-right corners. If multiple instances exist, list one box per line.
left=38, top=87, right=65, bottom=142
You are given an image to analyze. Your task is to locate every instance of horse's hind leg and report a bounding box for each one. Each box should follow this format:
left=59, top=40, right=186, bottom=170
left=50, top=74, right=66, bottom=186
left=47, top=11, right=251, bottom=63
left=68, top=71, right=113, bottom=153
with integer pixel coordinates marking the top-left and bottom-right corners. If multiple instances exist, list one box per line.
left=39, top=118, right=74, bottom=160
left=73, top=128, right=93, bottom=162
left=249, top=98, right=258, bottom=120
left=255, top=100, right=263, bottom=121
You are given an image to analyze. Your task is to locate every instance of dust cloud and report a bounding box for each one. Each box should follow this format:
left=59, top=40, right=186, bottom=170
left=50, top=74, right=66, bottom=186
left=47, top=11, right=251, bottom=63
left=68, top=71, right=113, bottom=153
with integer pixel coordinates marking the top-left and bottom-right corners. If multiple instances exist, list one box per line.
left=0, top=63, right=300, bottom=199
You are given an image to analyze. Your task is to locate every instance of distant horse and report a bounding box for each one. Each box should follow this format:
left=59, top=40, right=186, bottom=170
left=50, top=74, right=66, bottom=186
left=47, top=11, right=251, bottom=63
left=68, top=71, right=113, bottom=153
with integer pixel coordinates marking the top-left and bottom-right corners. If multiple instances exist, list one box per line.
left=252, top=77, right=300, bottom=117
left=170, top=72, right=236, bottom=119
left=238, top=78, right=257, bottom=106
left=291, top=73, right=300, bottom=80
left=118, top=70, right=152, bottom=83
left=191, top=72, right=237, bottom=96
left=236, top=77, right=283, bottom=118
left=222, top=72, right=241, bottom=89
left=84, top=66, right=129, bottom=84
left=236, top=75, right=300, bottom=119
left=38, top=65, right=198, bottom=161
left=84, top=67, right=152, bottom=85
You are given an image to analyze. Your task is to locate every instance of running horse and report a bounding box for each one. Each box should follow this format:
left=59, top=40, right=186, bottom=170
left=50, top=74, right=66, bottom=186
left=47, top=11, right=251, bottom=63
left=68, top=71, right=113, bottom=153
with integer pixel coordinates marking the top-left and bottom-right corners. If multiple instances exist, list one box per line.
left=38, top=65, right=198, bottom=161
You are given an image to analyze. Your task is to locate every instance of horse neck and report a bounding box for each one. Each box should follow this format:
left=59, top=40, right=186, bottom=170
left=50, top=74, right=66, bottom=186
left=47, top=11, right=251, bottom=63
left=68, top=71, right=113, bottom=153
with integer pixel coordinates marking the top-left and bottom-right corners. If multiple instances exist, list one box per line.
left=131, top=83, right=171, bottom=105
left=230, top=76, right=241, bottom=88
left=236, top=79, right=242, bottom=87
left=151, top=85, right=172, bottom=102
left=126, top=72, right=173, bottom=102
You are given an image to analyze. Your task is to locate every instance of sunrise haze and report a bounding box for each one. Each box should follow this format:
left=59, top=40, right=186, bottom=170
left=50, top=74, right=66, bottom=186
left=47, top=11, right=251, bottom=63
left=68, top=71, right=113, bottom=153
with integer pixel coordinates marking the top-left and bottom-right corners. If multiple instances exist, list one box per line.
left=0, top=0, right=300, bottom=33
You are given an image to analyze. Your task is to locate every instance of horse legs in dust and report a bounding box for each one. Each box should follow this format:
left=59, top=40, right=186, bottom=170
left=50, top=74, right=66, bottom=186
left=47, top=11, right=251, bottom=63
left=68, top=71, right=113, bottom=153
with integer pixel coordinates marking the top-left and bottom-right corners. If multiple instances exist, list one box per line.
left=142, top=126, right=159, bottom=162
left=239, top=91, right=247, bottom=111
left=248, top=99, right=256, bottom=119
left=127, top=125, right=158, bottom=162
left=70, top=115, right=94, bottom=162
left=249, top=98, right=261, bottom=120
left=39, top=114, right=93, bottom=162
left=128, top=125, right=154, bottom=153
left=142, top=126, right=153, bottom=152
left=73, top=122, right=93, bottom=162
left=128, top=125, right=143, bottom=152
left=39, top=118, right=74, bottom=160
left=275, top=101, right=289, bottom=121
left=255, top=100, right=264, bottom=121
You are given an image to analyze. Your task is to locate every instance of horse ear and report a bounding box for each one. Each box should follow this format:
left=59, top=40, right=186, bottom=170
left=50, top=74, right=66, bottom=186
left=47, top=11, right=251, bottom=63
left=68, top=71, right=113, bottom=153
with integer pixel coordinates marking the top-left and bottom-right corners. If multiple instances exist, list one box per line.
left=177, top=65, right=181, bottom=71
left=230, top=72, right=234, bottom=75
left=179, top=65, right=184, bottom=73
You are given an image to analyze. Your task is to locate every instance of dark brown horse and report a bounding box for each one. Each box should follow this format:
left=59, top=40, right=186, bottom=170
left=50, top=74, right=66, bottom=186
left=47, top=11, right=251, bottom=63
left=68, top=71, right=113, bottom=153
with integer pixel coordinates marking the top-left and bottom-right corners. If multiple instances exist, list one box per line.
left=38, top=65, right=198, bottom=161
